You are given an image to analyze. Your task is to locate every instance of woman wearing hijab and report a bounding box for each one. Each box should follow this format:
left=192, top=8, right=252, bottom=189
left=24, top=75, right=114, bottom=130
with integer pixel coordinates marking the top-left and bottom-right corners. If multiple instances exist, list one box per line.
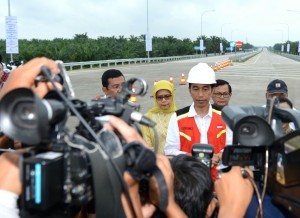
left=141, top=80, right=177, bottom=154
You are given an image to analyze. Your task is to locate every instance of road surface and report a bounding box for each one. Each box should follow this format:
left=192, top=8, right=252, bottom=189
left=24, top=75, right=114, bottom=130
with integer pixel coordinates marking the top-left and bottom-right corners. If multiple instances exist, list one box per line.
left=68, top=49, right=300, bottom=118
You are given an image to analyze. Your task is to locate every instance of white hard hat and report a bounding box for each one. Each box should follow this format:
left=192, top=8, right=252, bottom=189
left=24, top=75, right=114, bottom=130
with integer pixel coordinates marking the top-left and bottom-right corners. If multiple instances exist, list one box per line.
left=187, top=63, right=216, bottom=84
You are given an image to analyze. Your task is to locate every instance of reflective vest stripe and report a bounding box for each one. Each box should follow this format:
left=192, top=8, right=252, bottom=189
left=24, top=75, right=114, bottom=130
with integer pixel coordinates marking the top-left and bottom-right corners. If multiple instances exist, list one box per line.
left=179, top=132, right=192, bottom=141
left=217, top=129, right=226, bottom=138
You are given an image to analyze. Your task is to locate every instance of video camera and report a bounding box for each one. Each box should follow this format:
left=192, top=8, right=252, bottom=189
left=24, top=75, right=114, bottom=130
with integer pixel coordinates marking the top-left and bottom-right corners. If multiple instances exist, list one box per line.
left=192, top=144, right=214, bottom=168
left=221, top=99, right=300, bottom=217
left=0, top=62, right=164, bottom=218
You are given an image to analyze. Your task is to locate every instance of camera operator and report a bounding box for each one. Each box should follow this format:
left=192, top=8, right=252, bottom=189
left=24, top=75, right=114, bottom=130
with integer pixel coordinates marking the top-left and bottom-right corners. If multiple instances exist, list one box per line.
left=0, top=57, right=264, bottom=218
left=0, top=57, right=62, bottom=99
left=170, top=155, right=216, bottom=218
left=0, top=58, right=63, bottom=218
left=215, top=167, right=254, bottom=218
left=0, top=151, right=22, bottom=218
left=0, top=117, right=187, bottom=218
left=0, top=57, right=188, bottom=218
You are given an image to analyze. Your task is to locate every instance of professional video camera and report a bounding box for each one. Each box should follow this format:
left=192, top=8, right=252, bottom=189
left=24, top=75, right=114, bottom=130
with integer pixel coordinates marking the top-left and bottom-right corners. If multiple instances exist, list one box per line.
left=191, top=144, right=214, bottom=168
left=0, top=62, right=166, bottom=218
left=221, top=98, right=300, bottom=217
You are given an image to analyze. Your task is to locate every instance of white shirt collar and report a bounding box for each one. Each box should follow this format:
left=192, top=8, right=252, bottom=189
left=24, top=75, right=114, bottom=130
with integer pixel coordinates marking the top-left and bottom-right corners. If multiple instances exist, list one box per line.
left=188, top=103, right=212, bottom=118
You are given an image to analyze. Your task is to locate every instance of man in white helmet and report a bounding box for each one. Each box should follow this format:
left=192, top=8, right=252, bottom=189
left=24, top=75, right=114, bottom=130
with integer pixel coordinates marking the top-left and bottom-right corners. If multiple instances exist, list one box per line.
left=164, top=63, right=226, bottom=181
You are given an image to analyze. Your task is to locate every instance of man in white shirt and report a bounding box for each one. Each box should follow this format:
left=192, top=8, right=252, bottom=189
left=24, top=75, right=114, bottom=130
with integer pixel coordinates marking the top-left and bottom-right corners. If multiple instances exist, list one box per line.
left=164, top=63, right=228, bottom=180
left=101, top=69, right=125, bottom=98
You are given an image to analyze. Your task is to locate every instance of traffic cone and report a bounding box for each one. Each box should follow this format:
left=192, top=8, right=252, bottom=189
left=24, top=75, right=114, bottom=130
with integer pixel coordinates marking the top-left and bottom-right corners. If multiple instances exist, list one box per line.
left=169, top=77, right=174, bottom=86
left=179, top=73, right=186, bottom=85
left=151, top=80, right=158, bottom=97
left=129, top=86, right=137, bottom=103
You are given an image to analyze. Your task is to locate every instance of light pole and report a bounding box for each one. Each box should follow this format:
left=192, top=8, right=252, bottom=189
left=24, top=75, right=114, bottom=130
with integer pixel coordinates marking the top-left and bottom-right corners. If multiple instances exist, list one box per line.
left=146, top=0, right=149, bottom=60
left=200, top=9, right=215, bottom=56
left=220, top=23, right=232, bottom=54
left=230, top=29, right=238, bottom=54
left=279, top=22, right=290, bottom=53
left=279, top=23, right=289, bottom=42
left=287, top=10, right=300, bottom=55
left=230, top=29, right=238, bottom=41
left=275, top=29, right=284, bottom=53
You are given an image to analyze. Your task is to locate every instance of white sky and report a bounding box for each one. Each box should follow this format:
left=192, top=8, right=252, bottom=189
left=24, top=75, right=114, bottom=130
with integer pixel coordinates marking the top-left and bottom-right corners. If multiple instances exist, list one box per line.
left=1, top=0, right=300, bottom=47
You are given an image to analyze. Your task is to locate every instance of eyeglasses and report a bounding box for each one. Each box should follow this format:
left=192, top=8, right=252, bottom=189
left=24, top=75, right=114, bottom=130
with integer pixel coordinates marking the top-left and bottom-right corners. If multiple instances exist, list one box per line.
left=108, top=84, right=123, bottom=91
left=156, top=94, right=172, bottom=101
left=213, top=92, right=231, bottom=98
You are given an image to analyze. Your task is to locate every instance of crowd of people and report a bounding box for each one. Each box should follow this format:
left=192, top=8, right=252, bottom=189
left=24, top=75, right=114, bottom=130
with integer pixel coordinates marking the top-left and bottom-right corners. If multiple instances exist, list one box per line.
left=0, top=57, right=297, bottom=217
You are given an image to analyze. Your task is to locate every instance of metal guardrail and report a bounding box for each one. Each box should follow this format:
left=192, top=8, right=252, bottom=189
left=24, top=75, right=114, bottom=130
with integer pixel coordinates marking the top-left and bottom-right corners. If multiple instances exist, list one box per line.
left=229, top=49, right=262, bottom=62
left=63, top=53, right=224, bottom=70
left=279, top=53, right=300, bottom=62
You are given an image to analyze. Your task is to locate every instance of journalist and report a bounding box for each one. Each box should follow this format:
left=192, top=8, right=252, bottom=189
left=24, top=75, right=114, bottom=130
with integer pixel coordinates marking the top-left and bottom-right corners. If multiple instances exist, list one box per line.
left=0, top=57, right=188, bottom=218
left=0, top=57, right=260, bottom=218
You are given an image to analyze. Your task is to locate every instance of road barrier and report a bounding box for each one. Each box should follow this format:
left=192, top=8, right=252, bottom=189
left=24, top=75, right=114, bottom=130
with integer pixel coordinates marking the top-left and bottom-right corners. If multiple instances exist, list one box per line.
left=278, top=53, right=300, bottom=62
left=63, top=53, right=227, bottom=71
left=229, top=49, right=262, bottom=62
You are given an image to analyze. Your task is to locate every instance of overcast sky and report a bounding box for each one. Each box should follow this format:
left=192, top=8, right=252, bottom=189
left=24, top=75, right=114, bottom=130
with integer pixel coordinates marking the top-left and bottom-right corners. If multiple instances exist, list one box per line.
left=1, top=0, right=300, bottom=47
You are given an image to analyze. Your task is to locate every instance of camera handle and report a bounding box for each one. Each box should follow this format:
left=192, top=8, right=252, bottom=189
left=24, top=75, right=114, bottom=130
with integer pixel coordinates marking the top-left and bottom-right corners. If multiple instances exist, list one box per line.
left=123, top=142, right=169, bottom=211
left=86, top=149, right=127, bottom=218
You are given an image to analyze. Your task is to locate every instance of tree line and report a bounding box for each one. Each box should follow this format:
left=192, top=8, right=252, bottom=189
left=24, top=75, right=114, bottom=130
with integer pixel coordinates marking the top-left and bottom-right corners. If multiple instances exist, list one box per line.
left=0, top=33, right=256, bottom=63
left=273, top=41, right=300, bottom=54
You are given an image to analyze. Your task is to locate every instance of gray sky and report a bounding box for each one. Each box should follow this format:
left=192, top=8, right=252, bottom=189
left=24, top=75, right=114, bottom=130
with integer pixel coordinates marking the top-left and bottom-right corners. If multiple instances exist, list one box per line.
left=1, top=0, right=300, bottom=47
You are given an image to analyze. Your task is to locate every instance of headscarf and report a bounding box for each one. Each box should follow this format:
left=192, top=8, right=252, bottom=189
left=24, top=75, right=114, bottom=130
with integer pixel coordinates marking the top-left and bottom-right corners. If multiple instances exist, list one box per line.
left=149, top=80, right=177, bottom=113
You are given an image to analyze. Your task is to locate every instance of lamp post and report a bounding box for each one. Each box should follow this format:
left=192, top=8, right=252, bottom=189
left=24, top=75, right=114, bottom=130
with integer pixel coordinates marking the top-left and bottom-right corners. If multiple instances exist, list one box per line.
left=230, top=29, right=238, bottom=54
left=275, top=29, right=284, bottom=53
left=287, top=10, right=300, bottom=55
left=220, top=23, right=232, bottom=54
left=200, top=9, right=215, bottom=56
left=145, top=0, right=152, bottom=61
left=279, top=22, right=290, bottom=53
left=231, top=29, right=239, bottom=41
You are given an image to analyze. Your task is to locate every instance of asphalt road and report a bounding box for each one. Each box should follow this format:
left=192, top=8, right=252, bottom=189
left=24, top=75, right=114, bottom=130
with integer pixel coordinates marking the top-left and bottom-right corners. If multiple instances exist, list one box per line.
left=68, top=49, right=300, bottom=115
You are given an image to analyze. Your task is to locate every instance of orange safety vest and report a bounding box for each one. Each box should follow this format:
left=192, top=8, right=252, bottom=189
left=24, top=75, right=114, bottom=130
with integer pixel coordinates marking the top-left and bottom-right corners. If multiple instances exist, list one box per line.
left=176, top=106, right=226, bottom=180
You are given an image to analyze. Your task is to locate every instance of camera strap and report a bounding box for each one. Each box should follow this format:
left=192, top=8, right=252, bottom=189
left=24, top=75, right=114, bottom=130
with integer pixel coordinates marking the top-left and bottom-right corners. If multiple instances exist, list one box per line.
left=151, top=166, right=169, bottom=211
left=123, top=141, right=169, bottom=211
left=87, top=149, right=126, bottom=218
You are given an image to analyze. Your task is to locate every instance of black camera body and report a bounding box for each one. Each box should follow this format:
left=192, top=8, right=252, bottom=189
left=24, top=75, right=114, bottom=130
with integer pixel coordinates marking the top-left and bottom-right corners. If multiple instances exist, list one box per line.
left=20, top=139, right=94, bottom=215
left=192, top=144, right=214, bottom=168
left=221, top=100, right=300, bottom=217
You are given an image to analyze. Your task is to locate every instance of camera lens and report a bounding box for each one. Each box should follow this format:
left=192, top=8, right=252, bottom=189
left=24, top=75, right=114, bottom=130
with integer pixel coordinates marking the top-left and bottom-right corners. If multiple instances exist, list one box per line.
left=239, top=123, right=256, bottom=135
left=13, top=102, right=37, bottom=128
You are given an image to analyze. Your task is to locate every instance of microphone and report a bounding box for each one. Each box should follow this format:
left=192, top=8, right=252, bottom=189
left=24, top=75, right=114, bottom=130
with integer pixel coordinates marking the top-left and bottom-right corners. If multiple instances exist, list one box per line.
left=130, top=111, right=156, bottom=127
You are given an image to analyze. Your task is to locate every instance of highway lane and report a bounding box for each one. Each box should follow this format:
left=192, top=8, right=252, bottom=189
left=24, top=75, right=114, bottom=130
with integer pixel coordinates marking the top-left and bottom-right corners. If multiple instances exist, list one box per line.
left=67, top=49, right=300, bottom=119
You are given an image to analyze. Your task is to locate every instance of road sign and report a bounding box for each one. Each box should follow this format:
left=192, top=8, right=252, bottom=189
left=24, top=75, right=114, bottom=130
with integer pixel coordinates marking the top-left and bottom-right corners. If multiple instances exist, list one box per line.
left=287, top=43, right=290, bottom=53
left=146, top=32, right=152, bottom=51
left=229, top=41, right=235, bottom=48
left=236, top=41, right=243, bottom=48
left=194, top=46, right=206, bottom=50
left=5, top=16, right=19, bottom=54
left=200, top=39, right=204, bottom=51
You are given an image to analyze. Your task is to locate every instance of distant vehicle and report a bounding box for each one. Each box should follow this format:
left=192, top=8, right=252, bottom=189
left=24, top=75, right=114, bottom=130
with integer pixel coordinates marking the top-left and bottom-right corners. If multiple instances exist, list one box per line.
left=4, top=60, right=23, bottom=72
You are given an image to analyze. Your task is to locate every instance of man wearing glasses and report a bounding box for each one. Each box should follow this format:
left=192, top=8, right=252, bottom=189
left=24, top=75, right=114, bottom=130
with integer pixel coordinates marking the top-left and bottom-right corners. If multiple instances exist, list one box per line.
left=164, top=63, right=227, bottom=181
left=211, top=79, right=232, bottom=111
left=101, top=69, right=125, bottom=98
